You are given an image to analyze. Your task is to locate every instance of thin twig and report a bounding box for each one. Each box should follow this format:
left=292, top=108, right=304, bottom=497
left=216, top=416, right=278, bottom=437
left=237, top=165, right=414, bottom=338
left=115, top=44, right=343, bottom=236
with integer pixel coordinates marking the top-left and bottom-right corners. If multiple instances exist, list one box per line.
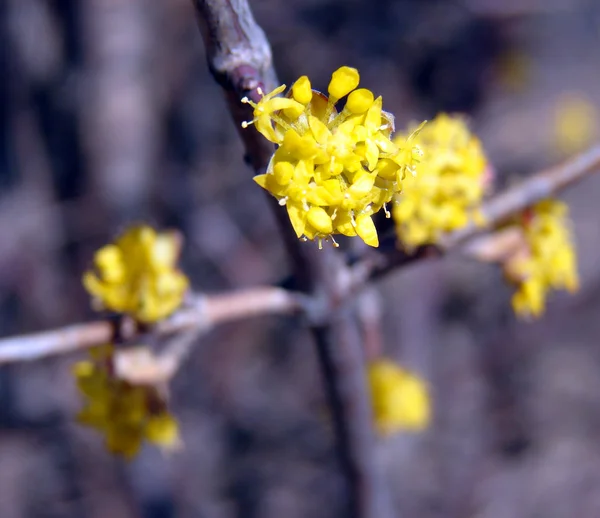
left=0, top=288, right=305, bottom=365
left=441, top=144, right=600, bottom=249
left=355, top=145, right=600, bottom=281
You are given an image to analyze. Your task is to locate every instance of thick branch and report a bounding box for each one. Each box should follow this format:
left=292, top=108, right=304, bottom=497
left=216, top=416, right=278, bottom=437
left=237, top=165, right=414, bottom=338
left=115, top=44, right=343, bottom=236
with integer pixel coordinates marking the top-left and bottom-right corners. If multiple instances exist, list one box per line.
left=191, top=2, right=386, bottom=517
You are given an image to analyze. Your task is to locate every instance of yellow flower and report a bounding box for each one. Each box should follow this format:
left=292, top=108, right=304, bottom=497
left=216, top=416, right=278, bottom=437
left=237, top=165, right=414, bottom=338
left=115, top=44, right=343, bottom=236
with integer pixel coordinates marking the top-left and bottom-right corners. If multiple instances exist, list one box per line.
left=243, top=66, right=425, bottom=248
left=73, top=345, right=180, bottom=458
left=553, top=92, right=598, bottom=156
left=367, top=358, right=430, bottom=436
left=505, top=199, right=579, bottom=318
left=83, top=225, right=189, bottom=323
left=392, top=113, right=488, bottom=249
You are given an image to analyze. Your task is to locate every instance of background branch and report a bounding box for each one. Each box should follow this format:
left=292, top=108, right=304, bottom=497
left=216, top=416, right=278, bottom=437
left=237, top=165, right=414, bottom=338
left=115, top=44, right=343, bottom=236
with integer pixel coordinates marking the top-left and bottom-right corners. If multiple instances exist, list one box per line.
left=0, top=288, right=304, bottom=365
left=356, top=144, right=600, bottom=281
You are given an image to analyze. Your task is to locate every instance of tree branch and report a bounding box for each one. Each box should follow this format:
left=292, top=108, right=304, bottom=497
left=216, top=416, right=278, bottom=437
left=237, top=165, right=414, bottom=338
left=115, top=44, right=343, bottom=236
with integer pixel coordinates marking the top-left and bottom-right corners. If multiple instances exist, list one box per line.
left=356, top=144, right=600, bottom=280
left=0, top=288, right=305, bottom=365
left=441, top=144, right=600, bottom=249
left=191, top=2, right=386, bottom=517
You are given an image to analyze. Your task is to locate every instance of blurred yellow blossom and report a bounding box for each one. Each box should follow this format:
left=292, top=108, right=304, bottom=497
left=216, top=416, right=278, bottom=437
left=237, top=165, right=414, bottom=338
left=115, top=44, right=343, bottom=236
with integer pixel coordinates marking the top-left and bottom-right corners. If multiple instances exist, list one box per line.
left=392, top=113, right=488, bottom=249
left=242, top=66, right=425, bottom=248
left=73, top=345, right=180, bottom=458
left=505, top=200, right=579, bottom=318
left=367, top=358, right=430, bottom=436
left=553, top=92, right=598, bottom=156
left=83, top=225, right=189, bottom=323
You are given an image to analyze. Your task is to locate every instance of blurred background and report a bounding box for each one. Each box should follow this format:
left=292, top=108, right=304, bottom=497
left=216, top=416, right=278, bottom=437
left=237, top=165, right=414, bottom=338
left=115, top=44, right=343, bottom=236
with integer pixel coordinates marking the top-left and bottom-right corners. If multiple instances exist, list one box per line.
left=2, top=0, right=600, bottom=516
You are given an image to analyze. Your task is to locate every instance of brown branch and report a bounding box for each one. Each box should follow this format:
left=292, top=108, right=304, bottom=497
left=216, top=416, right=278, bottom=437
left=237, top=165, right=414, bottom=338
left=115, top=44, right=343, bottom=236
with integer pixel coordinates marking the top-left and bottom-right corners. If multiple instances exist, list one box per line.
left=191, top=2, right=386, bottom=518
left=0, top=288, right=305, bottom=365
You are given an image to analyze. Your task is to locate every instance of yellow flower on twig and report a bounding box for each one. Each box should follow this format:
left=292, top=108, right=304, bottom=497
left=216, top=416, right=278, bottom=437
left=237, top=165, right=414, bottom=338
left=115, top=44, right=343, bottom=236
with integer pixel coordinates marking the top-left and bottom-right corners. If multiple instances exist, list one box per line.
left=505, top=199, right=579, bottom=318
left=73, top=345, right=180, bottom=458
left=83, top=225, right=189, bottom=323
left=242, top=66, right=425, bottom=248
left=393, top=113, right=488, bottom=249
left=367, top=358, right=430, bottom=436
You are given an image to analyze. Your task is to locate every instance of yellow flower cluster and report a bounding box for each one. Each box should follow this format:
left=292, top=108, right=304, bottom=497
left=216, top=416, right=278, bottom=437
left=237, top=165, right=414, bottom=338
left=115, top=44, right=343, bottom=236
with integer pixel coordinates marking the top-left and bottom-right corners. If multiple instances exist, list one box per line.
left=242, top=66, right=424, bottom=248
left=83, top=226, right=189, bottom=323
left=553, top=92, right=598, bottom=157
left=392, top=113, right=488, bottom=248
left=505, top=200, right=579, bottom=318
left=74, top=346, right=180, bottom=458
left=367, top=358, right=430, bottom=436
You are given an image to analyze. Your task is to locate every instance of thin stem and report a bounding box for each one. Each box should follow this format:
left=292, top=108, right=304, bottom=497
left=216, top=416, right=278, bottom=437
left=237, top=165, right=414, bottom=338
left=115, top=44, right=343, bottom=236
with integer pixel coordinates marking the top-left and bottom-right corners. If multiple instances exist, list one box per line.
left=0, top=288, right=305, bottom=365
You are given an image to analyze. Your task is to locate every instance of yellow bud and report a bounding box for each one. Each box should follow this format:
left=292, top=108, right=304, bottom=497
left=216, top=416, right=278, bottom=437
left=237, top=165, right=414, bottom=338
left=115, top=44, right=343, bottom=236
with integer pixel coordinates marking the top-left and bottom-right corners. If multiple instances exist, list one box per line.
left=292, top=76, right=313, bottom=104
left=346, top=88, right=374, bottom=114
left=328, top=66, right=360, bottom=100
left=273, top=161, right=294, bottom=185
left=306, top=206, right=333, bottom=234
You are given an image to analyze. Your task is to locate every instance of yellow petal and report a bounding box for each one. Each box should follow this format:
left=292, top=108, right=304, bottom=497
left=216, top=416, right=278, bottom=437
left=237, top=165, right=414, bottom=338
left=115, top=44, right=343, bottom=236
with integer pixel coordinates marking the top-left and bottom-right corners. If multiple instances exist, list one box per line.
left=287, top=202, right=306, bottom=237
left=273, top=161, right=294, bottom=185
left=306, top=206, right=333, bottom=234
left=355, top=214, right=378, bottom=247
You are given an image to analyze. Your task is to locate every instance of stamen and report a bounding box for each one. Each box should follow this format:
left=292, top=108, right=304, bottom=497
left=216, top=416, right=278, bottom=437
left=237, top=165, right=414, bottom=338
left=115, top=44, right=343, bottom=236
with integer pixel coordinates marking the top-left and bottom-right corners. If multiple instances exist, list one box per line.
left=350, top=211, right=356, bottom=227
left=318, top=237, right=323, bottom=250
left=383, top=203, right=390, bottom=218
left=278, top=196, right=288, bottom=206
left=270, top=113, right=294, bottom=133
left=256, top=87, right=264, bottom=97
left=241, top=120, right=255, bottom=128
left=330, top=235, right=339, bottom=248
left=331, top=208, right=338, bottom=220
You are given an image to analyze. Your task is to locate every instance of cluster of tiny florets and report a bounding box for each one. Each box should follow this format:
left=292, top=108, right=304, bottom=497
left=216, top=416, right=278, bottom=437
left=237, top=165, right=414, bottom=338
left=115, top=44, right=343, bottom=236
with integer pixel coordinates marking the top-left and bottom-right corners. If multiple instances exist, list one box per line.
left=392, top=113, right=489, bottom=248
left=504, top=199, right=579, bottom=318
left=78, top=225, right=189, bottom=457
left=367, top=358, right=430, bottom=436
left=83, top=225, right=189, bottom=323
left=73, top=345, right=180, bottom=458
left=242, top=66, right=425, bottom=248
